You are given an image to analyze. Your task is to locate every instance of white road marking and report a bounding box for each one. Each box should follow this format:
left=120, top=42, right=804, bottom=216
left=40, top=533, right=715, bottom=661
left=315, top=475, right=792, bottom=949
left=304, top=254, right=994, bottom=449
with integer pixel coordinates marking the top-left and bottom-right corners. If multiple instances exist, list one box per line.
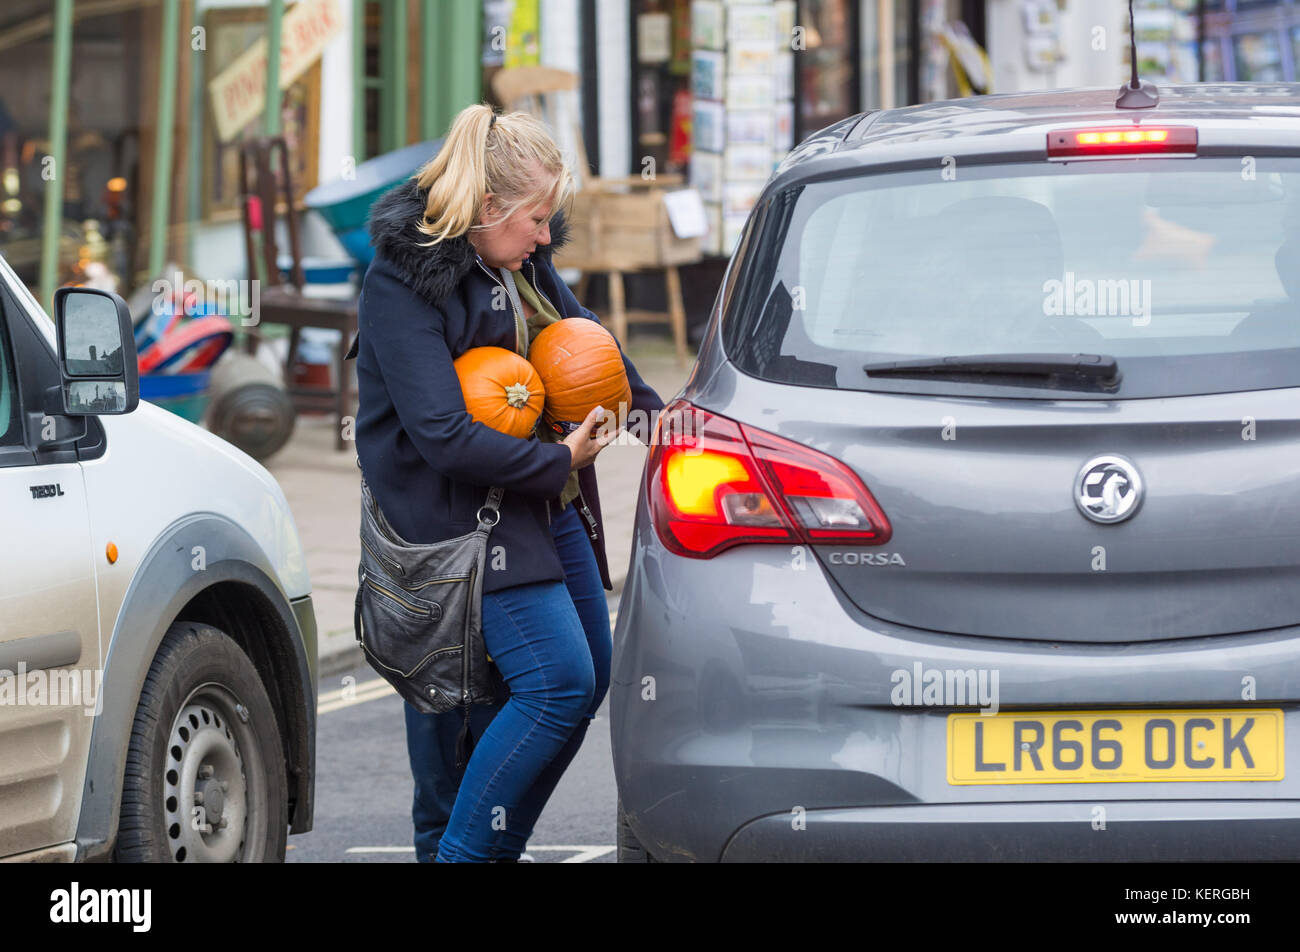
left=345, top=845, right=615, bottom=863
left=551, top=845, right=616, bottom=863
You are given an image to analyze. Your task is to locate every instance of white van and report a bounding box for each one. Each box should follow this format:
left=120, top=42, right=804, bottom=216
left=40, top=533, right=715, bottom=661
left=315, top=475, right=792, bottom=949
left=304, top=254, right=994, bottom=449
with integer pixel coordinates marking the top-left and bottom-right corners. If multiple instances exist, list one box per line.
left=0, top=255, right=316, bottom=862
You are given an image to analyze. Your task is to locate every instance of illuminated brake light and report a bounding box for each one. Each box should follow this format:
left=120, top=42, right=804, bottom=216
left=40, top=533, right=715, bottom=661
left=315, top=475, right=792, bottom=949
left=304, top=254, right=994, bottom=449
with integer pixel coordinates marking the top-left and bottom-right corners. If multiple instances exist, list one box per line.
left=664, top=450, right=759, bottom=517
left=646, top=400, right=892, bottom=558
left=1047, top=125, right=1195, bottom=158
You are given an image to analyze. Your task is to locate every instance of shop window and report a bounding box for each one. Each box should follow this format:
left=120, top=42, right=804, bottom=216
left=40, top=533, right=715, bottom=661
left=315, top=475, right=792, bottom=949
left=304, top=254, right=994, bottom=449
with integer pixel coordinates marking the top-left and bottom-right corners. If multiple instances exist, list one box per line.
left=202, top=7, right=322, bottom=221
left=797, top=0, right=861, bottom=137
left=632, top=0, right=694, bottom=178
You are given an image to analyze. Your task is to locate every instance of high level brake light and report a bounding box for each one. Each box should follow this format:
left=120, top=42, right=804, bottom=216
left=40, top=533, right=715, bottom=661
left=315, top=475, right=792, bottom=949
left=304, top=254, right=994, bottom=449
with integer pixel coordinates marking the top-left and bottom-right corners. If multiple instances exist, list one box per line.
left=1047, top=125, right=1196, bottom=158
left=646, top=400, right=892, bottom=558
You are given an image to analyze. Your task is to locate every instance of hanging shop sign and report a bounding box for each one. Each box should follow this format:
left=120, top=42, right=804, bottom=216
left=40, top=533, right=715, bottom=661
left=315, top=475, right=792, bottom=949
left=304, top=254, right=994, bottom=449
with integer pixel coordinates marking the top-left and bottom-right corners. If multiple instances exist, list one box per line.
left=504, top=0, right=541, bottom=69
left=941, top=21, right=993, bottom=96
left=1020, top=0, right=1063, bottom=72
left=208, top=0, right=343, bottom=144
left=639, top=12, right=673, bottom=64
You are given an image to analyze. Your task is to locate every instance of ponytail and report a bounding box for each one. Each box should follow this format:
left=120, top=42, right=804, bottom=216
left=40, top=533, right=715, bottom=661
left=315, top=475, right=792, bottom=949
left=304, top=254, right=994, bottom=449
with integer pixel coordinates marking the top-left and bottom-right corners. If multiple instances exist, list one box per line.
left=414, top=103, right=575, bottom=247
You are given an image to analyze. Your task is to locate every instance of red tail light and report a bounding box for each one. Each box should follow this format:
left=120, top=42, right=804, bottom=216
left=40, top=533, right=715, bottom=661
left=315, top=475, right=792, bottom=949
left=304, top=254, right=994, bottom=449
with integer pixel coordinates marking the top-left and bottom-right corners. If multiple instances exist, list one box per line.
left=646, top=401, right=892, bottom=558
left=1047, top=125, right=1197, bottom=158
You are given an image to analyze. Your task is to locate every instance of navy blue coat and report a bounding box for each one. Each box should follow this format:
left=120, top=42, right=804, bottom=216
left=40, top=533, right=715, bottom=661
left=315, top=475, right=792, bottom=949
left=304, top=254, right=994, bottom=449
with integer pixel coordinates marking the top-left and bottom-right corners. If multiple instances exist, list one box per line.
left=346, top=180, right=664, bottom=593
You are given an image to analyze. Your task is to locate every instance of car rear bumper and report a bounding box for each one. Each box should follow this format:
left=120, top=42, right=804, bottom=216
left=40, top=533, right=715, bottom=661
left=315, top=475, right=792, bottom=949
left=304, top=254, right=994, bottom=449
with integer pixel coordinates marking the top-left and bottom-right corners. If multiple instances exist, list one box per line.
left=612, top=497, right=1300, bottom=862
left=720, top=800, right=1300, bottom=862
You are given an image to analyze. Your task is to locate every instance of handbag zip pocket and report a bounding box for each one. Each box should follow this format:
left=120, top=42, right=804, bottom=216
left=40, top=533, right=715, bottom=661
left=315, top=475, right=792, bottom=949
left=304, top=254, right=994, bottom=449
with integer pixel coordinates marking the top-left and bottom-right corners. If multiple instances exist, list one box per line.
left=362, top=528, right=473, bottom=592
left=407, top=572, right=470, bottom=592
left=364, top=574, right=435, bottom=618
left=361, top=535, right=406, bottom=578
left=361, top=639, right=462, bottom=680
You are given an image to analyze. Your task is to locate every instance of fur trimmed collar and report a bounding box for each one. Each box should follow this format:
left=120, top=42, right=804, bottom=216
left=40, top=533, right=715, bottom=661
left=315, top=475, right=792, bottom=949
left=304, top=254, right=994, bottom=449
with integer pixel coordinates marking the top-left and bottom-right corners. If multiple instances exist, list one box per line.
left=367, top=179, right=573, bottom=308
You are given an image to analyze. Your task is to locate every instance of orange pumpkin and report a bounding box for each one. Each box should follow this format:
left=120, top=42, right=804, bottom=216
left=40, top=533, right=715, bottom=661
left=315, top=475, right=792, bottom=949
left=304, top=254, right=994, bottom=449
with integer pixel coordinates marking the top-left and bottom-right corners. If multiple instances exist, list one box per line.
left=528, top=318, right=632, bottom=424
left=453, top=346, right=545, bottom=439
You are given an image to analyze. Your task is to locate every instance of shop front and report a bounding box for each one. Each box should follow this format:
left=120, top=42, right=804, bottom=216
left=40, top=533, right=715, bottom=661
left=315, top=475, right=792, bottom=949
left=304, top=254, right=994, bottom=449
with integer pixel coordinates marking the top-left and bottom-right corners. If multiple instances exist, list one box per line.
left=623, top=0, right=984, bottom=259
left=0, top=0, right=491, bottom=316
left=0, top=0, right=164, bottom=305
left=1133, top=0, right=1300, bottom=84
left=3, top=1, right=997, bottom=351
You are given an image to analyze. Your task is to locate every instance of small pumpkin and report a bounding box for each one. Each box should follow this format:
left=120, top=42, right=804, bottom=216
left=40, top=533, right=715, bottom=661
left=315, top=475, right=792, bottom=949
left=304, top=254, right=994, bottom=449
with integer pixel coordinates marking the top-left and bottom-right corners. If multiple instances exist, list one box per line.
left=528, top=318, right=632, bottom=425
left=453, top=346, right=545, bottom=439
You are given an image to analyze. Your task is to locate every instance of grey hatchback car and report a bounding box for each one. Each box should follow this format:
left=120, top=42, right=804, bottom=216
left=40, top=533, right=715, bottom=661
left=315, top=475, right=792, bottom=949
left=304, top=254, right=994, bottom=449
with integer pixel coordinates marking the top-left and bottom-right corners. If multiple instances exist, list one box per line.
left=611, top=83, right=1300, bottom=862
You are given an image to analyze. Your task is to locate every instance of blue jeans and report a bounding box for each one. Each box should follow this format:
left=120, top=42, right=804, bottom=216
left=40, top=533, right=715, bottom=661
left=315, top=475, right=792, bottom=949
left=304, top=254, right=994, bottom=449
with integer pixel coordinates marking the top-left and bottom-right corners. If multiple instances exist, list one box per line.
left=403, top=500, right=611, bottom=862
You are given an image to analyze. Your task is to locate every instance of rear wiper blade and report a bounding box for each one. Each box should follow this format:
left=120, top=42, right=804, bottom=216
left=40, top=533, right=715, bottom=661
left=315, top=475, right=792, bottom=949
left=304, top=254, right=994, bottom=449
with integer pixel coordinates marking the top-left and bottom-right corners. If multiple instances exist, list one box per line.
left=863, top=352, right=1119, bottom=379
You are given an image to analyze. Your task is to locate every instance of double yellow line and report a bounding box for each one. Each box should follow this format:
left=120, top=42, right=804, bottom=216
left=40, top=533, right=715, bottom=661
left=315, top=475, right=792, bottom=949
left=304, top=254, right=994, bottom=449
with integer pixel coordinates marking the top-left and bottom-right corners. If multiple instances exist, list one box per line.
left=318, top=676, right=395, bottom=714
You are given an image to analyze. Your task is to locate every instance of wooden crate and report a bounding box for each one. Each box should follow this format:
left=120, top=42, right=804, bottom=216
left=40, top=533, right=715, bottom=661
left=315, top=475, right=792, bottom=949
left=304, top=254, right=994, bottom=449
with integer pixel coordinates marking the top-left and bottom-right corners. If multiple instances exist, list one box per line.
left=554, top=185, right=702, bottom=272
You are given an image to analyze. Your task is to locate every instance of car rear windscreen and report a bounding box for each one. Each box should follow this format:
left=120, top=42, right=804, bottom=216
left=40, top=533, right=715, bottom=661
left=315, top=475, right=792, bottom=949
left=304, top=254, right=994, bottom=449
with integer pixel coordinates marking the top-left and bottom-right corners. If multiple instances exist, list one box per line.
left=724, top=157, right=1300, bottom=398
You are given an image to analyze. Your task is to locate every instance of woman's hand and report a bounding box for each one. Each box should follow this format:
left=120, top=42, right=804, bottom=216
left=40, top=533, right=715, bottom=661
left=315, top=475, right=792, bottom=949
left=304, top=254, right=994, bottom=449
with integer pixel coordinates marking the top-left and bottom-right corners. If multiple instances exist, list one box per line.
left=562, top=405, right=615, bottom=471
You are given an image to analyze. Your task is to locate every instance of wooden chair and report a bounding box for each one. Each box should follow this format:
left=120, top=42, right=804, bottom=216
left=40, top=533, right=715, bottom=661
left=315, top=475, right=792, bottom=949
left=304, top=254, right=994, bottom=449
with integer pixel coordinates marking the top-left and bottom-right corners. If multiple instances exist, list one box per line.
left=238, top=135, right=357, bottom=451
left=492, top=67, right=699, bottom=367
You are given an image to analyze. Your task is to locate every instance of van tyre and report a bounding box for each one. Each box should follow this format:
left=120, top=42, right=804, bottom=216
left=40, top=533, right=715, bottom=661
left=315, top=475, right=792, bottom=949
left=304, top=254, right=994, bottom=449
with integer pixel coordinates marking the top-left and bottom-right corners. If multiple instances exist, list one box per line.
left=616, top=799, right=658, bottom=863
left=114, top=622, right=288, bottom=862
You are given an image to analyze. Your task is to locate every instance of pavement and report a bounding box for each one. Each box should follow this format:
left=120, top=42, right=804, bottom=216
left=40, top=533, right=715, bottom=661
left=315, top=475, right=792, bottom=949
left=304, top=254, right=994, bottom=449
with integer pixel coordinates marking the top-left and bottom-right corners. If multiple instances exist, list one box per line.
left=265, top=333, right=694, bottom=676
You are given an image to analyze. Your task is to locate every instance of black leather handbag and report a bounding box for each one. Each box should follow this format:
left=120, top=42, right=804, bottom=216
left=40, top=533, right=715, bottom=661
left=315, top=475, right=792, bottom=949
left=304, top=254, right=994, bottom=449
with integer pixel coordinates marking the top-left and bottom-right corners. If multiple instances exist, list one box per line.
left=354, top=475, right=503, bottom=763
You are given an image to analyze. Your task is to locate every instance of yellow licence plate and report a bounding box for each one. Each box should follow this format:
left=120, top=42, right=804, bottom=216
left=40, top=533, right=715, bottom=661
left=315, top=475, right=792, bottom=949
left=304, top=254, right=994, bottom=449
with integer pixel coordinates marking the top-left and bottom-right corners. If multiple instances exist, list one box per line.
left=947, top=709, right=1284, bottom=785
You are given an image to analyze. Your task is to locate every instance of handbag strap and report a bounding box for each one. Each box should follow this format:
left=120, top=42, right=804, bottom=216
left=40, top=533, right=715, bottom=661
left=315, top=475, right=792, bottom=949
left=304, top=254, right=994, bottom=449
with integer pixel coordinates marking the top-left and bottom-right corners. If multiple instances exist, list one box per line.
left=476, top=485, right=505, bottom=531
left=362, top=470, right=504, bottom=535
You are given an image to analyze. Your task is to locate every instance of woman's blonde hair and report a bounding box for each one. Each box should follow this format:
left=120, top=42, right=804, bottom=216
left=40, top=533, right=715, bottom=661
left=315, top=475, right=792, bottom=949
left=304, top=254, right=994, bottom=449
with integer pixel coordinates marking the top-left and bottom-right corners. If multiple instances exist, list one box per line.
left=413, top=103, right=575, bottom=246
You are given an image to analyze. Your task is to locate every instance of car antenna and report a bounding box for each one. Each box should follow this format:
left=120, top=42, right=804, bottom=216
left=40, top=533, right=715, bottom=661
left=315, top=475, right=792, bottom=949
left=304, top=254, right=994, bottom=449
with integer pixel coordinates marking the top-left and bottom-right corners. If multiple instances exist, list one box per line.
left=1116, top=0, right=1159, bottom=108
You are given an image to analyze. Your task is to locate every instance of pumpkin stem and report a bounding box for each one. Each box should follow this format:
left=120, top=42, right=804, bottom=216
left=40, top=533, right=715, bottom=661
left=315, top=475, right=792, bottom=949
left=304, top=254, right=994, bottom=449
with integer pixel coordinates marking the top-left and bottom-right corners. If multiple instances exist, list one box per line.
left=504, top=382, right=531, bottom=409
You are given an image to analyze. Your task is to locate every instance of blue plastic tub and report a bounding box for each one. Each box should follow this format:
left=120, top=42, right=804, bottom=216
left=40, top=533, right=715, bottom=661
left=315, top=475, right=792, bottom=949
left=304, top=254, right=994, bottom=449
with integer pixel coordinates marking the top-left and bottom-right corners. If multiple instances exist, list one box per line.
left=305, top=139, right=442, bottom=267
left=140, top=371, right=212, bottom=423
left=336, top=227, right=376, bottom=266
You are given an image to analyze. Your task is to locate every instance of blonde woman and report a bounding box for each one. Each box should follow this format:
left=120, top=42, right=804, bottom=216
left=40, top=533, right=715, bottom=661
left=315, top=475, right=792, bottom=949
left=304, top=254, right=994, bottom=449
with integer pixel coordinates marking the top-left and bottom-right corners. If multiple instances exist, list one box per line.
left=346, top=104, right=663, bottom=862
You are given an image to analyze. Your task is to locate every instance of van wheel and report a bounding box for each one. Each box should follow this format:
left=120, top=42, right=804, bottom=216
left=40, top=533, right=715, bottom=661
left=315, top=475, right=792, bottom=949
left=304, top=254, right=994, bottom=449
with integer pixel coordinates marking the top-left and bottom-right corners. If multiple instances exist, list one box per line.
left=114, top=622, right=288, bottom=862
left=616, top=799, right=658, bottom=863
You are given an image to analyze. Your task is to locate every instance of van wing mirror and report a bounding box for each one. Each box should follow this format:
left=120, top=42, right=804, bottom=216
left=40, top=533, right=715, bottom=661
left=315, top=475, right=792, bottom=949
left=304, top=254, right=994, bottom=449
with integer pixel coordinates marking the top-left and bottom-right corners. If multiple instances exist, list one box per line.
left=54, top=286, right=139, bottom=415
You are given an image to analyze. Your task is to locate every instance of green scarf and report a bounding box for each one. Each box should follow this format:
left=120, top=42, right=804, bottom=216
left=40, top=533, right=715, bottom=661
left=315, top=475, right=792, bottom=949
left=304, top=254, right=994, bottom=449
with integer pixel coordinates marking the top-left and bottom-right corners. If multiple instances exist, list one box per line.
left=511, top=270, right=582, bottom=510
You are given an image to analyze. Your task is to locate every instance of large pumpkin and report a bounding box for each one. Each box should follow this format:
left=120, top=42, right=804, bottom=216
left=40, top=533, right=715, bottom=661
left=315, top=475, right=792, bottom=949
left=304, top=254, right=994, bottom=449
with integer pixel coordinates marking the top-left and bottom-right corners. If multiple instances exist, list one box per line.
left=453, top=346, right=545, bottom=439
left=528, top=318, right=632, bottom=424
